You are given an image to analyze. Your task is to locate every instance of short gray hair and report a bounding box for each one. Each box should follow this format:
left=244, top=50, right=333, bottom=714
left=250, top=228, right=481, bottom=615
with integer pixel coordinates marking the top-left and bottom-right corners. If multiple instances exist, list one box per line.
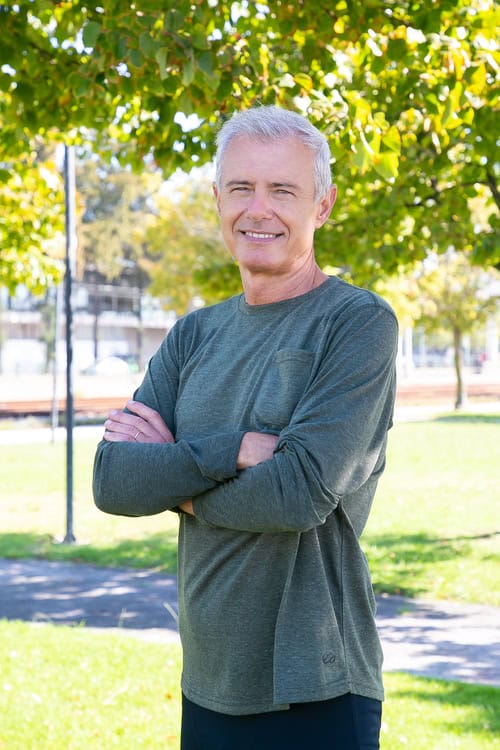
left=214, top=105, right=332, bottom=202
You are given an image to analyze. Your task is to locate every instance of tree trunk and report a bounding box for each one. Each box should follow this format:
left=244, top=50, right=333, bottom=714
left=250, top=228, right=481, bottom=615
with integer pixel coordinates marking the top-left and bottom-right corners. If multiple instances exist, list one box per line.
left=453, top=326, right=466, bottom=409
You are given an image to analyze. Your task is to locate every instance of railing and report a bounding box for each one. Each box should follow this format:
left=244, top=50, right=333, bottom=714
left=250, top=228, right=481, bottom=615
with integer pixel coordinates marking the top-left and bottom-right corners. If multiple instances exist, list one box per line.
left=0, top=381, right=499, bottom=417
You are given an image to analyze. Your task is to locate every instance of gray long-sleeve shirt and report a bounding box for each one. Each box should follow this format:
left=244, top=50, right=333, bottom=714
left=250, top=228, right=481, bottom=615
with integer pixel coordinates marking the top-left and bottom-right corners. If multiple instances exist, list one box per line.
left=93, top=276, right=398, bottom=715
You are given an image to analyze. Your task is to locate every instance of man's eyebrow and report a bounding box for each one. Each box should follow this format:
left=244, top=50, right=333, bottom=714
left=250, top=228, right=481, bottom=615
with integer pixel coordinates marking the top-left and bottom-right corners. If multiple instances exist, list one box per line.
left=225, top=179, right=252, bottom=187
left=224, top=179, right=299, bottom=190
left=270, top=182, right=299, bottom=190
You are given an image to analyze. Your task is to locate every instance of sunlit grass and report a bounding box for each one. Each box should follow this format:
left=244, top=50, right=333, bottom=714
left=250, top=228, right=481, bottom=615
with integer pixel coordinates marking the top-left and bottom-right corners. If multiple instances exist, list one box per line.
left=1, top=621, right=498, bottom=750
left=0, top=438, right=179, bottom=570
left=0, top=620, right=182, bottom=749
left=364, top=415, right=500, bottom=605
left=381, top=672, right=499, bottom=750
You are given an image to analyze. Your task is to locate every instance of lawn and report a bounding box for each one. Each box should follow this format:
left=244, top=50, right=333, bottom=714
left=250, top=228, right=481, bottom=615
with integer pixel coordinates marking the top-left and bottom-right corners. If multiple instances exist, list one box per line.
left=0, top=436, right=179, bottom=570
left=0, top=414, right=498, bottom=605
left=0, top=620, right=498, bottom=750
left=364, top=414, right=500, bottom=605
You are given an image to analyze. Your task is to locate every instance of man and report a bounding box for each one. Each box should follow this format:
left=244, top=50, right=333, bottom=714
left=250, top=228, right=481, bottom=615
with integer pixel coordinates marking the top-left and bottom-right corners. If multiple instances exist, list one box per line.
left=93, top=105, right=398, bottom=749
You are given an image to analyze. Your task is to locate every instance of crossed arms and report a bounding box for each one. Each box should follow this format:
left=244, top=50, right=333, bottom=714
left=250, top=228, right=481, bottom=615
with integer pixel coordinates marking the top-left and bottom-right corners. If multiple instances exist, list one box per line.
left=102, top=400, right=279, bottom=516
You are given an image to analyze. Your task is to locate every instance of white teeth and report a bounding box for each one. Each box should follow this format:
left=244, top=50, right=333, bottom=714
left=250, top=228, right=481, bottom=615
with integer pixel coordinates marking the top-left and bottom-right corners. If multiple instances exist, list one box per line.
left=245, top=232, right=277, bottom=239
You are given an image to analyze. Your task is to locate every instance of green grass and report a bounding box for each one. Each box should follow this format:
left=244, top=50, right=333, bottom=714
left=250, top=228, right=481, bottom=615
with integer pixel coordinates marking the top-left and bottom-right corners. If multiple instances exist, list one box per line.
left=381, top=673, right=499, bottom=749
left=0, top=415, right=499, bottom=604
left=364, top=415, right=500, bottom=605
left=0, top=620, right=182, bottom=749
left=0, top=438, right=179, bottom=570
left=0, top=621, right=498, bottom=750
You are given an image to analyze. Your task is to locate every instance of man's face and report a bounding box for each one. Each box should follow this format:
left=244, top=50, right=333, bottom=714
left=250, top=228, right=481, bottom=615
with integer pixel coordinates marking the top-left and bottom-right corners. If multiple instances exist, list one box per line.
left=214, top=135, right=335, bottom=280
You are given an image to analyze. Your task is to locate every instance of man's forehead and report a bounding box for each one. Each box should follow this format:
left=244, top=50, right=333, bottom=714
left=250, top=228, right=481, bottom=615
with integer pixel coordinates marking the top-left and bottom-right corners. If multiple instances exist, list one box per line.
left=224, top=133, right=311, bottom=155
left=221, top=136, right=315, bottom=182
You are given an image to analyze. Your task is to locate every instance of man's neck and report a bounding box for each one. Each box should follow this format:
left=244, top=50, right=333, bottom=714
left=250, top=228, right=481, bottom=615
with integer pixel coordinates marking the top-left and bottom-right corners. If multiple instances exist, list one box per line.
left=241, top=264, right=328, bottom=305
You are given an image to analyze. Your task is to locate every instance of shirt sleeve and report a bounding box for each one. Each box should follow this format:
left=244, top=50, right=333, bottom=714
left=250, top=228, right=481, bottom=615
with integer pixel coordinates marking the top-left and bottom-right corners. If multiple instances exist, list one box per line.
left=92, top=325, right=244, bottom=517
left=192, top=304, right=398, bottom=533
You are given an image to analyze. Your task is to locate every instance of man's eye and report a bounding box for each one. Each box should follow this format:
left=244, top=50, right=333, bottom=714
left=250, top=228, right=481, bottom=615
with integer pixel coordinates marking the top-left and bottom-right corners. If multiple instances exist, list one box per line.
left=231, top=186, right=251, bottom=192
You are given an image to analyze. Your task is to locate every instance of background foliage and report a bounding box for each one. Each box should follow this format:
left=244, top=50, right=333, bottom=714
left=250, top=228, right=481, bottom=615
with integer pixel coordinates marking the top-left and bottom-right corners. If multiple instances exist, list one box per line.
left=0, top=0, right=498, bottom=293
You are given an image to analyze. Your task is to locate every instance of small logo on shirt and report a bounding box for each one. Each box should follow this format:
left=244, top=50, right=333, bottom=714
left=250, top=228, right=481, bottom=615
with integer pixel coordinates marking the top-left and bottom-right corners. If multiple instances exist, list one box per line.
left=322, top=652, right=336, bottom=666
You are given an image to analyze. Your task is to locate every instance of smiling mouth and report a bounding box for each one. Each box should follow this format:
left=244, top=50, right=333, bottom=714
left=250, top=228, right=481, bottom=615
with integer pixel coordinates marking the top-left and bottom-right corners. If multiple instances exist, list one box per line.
left=241, top=230, right=282, bottom=240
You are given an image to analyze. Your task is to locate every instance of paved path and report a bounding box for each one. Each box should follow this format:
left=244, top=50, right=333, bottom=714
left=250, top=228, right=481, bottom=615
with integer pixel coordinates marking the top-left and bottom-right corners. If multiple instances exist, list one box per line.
left=0, top=558, right=498, bottom=687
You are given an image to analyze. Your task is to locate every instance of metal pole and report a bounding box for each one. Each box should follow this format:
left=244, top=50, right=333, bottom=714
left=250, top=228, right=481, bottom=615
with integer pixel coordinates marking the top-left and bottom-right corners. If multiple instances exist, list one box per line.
left=50, top=283, right=62, bottom=443
left=63, top=144, right=77, bottom=544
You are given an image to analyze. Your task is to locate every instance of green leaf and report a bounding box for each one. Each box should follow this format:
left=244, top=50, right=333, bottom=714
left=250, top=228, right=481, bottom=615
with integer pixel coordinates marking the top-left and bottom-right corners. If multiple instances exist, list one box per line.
left=82, top=21, right=101, bottom=48
left=373, top=152, right=399, bottom=180
left=162, top=73, right=181, bottom=94
left=424, top=93, right=440, bottom=115
left=351, top=143, right=371, bottom=172
left=139, top=32, right=157, bottom=58
left=387, top=38, right=407, bottom=61
left=468, top=63, right=487, bottom=96
left=165, top=9, right=184, bottom=32
left=197, top=51, right=213, bottom=77
left=182, top=57, right=194, bottom=86
left=442, top=97, right=462, bottom=130
left=216, top=73, right=234, bottom=100
left=370, top=55, right=386, bottom=75
left=74, top=76, right=90, bottom=97
left=294, top=73, right=313, bottom=92
left=13, top=81, right=34, bottom=103
left=0, top=72, right=13, bottom=92
left=129, top=48, right=143, bottom=68
left=0, top=42, right=14, bottom=65
left=191, top=23, right=209, bottom=50
left=155, top=47, right=168, bottom=80
left=382, top=126, right=401, bottom=153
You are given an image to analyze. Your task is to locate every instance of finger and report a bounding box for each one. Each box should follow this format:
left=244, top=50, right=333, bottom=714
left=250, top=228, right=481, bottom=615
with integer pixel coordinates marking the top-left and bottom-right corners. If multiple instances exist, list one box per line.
left=110, top=406, right=162, bottom=436
left=103, top=428, right=133, bottom=442
left=104, top=414, right=139, bottom=433
left=106, top=409, right=137, bottom=427
left=104, top=414, right=173, bottom=445
left=126, top=400, right=174, bottom=442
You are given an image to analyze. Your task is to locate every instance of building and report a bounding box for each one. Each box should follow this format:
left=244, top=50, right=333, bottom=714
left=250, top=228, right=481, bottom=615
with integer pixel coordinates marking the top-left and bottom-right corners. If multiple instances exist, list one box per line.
left=0, top=282, right=175, bottom=375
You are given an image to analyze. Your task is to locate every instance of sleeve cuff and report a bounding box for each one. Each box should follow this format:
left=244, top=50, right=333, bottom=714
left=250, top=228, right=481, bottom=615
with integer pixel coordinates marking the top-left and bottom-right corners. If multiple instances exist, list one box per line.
left=188, top=431, right=245, bottom=482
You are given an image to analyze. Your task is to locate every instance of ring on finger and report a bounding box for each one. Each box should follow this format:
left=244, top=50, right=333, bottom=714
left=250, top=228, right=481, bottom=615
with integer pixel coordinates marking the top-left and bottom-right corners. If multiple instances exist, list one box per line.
left=134, top=430, right=141, bottom=440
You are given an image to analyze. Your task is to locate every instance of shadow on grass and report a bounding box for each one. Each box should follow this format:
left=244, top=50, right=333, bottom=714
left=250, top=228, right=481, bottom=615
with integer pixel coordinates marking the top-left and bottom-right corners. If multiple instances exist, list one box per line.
left=365, top=531, right=470, bottom=598
left=388, top=676, right=500, bottom=736
left=0, top=531, right=178, bottom=573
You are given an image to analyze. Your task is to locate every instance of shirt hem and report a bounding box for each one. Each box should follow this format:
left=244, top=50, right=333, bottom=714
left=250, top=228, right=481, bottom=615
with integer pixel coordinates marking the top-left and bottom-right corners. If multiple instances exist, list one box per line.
left=181, top=677, right=384, bottom=716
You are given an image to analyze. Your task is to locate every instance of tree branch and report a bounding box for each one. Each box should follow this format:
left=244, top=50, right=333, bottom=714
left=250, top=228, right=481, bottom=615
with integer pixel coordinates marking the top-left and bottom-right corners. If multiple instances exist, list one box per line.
left=486, top=170, right=500, bottom=211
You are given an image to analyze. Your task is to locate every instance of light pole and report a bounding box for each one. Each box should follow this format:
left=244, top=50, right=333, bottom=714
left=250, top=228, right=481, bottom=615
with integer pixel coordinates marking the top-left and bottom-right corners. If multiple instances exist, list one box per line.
left=63, top=144, right=77, bottom=544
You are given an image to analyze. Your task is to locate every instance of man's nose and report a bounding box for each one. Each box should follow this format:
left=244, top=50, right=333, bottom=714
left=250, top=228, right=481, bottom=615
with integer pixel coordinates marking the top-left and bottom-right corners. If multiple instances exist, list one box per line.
left=245, top=190, right=273, bottom=220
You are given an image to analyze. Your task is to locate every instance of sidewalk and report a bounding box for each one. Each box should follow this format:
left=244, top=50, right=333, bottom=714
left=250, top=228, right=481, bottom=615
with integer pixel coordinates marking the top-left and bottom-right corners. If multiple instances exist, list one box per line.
left=0, top=558, right=498, bottom=687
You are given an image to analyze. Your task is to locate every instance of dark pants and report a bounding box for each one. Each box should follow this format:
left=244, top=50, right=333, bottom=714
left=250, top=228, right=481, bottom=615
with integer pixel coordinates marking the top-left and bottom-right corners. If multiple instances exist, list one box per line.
left=181, top=692, right=382, bottom=750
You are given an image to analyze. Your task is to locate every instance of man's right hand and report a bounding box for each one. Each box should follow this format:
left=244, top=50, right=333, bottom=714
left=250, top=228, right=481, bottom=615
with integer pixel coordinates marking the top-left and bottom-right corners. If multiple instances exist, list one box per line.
left=103, top=400, right=175, bottom=444
left=237, top=432, right=279, bottom=470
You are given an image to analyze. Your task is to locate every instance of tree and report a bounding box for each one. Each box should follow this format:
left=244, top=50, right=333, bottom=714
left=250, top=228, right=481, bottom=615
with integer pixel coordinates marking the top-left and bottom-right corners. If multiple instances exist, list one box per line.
left=76, top=156, right=160, bottom=282
left=144, top=168, right=240, bottom=314
left=74, top=155, right=161, bottom=363
left=0, top=153, right=65, bottom=293
left=410, top=251, right=499, bottom=408
left=1, top=0, right=498, bottom=292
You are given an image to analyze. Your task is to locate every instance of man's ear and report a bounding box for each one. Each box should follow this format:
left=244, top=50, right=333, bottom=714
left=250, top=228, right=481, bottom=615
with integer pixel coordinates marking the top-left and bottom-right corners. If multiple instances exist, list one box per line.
left=213, top=182, right=221, bottom=214
left=315, top=185, right=337, bottom=228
